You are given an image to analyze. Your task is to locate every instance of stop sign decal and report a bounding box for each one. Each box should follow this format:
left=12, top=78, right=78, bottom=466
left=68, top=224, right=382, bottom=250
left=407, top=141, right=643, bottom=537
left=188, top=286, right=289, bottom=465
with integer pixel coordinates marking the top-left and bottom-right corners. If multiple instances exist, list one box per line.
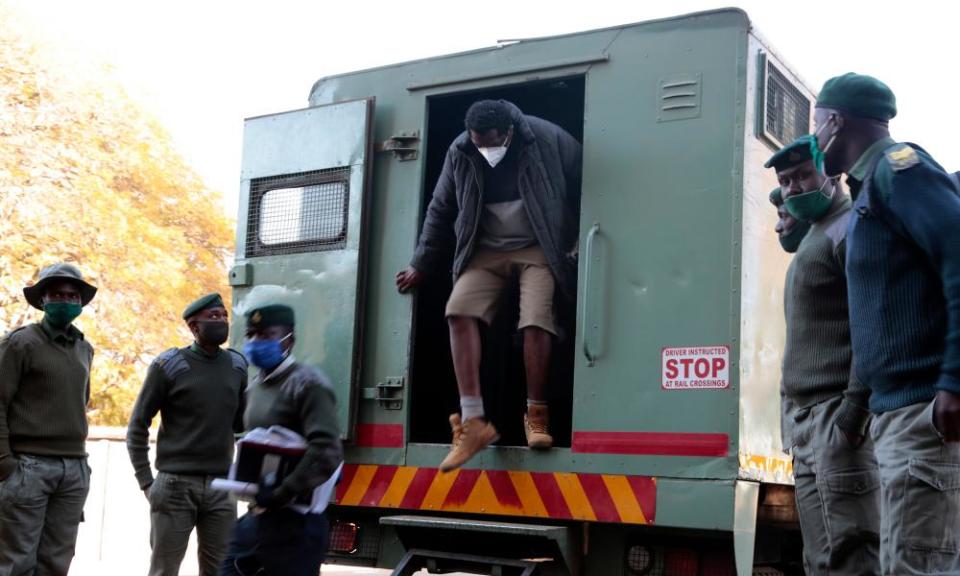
left=661, top=346, right=730, bottom=390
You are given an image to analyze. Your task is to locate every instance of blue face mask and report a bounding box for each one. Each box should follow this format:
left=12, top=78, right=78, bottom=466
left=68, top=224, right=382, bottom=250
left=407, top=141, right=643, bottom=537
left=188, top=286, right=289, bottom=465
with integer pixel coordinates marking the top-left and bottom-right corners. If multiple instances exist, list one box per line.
left=243, top=333, right=292, bottom=371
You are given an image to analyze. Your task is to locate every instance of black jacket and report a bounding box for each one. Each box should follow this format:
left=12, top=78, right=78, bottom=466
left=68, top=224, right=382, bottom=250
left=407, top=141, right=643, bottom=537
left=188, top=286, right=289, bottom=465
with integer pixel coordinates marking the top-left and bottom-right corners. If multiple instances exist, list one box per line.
left=411, top=102, right=582, bottom=298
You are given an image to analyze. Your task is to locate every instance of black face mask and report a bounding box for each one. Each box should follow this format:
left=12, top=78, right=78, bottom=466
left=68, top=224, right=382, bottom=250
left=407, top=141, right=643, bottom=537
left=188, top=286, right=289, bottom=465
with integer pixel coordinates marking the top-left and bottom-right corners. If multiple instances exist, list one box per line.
left=196, top=321, right=229, bottom=346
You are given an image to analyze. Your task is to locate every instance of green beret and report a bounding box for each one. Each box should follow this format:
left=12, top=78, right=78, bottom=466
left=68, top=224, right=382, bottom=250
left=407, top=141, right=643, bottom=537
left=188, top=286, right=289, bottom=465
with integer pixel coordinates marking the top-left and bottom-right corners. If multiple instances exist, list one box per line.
left=816, top=72, right=897, bottom=121
left=246, top=304, right=295, bottom=330
left=182, top=293, right=224, bottom=320
left=769, top=187, right=784, bottom=206
left=764, top=135, right=816, bottom=171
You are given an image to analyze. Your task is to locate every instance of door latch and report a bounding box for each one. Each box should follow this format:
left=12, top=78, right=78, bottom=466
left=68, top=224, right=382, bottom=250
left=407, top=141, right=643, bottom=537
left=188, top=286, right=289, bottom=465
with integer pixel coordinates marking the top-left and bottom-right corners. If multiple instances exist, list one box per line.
left=376, top=132, right=420, bottom=161
left=364, top=377, right=404, bottom=410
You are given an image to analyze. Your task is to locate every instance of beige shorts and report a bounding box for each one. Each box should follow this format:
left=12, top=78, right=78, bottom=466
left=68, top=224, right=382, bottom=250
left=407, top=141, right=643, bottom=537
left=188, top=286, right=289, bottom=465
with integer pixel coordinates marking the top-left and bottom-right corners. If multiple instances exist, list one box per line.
left=445, top=246, right=556, bottom=335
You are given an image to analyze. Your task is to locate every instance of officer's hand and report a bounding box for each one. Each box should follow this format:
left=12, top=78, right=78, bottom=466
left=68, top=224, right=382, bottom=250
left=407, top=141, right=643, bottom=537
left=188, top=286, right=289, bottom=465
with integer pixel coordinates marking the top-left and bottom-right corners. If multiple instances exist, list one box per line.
left=142, top=486, right=151, bottom=502
left=934, top=390, right=960, bottom=442
left=395, top=266, right=424, bottom=293
left=255, top=483, right=295, bottom=510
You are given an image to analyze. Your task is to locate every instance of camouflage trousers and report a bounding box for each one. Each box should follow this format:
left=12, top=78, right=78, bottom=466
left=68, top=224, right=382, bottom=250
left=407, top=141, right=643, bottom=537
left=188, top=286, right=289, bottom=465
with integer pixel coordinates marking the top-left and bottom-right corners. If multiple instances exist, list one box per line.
left=0, top=454, right=90, bottom=576
left=789, top=395, right=881, bottom=575
left=871, top=399, right=960, bottom=575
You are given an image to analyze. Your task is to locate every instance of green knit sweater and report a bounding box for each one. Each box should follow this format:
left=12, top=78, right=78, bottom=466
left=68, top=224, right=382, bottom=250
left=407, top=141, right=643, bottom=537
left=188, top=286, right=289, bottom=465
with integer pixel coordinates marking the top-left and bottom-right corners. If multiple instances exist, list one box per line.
left=782, top=197, right=871, bottom=435
left=126, top=344, right=247, bottom=488
left=0, top=321, right=93, bottom=478
left=244, top=357, right=343, bottom=502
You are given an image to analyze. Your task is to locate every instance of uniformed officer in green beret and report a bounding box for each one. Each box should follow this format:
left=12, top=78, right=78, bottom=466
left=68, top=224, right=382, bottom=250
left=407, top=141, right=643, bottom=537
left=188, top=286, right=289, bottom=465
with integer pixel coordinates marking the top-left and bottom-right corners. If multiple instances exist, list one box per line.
left=766, top=137, right=879, bottom=575
left=770, top=185, right=810, bottom=254
left=126, top=293, right=247, bottom=576
left=220, top=304, right=343, bottom=576
left=813, top=72, right=960, bottom=574
left=0, top=263, right=97, bottom=575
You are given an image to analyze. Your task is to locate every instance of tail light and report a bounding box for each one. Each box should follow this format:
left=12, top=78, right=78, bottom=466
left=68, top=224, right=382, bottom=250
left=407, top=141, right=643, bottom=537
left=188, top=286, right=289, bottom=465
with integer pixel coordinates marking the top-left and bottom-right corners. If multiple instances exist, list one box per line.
left=625, top=542, right=734, bottom=575
left=329, top=521, right=359, bottom=554
left=663, top=547, right=699, bottom=576
left=701, top=550, right=735, bottom=576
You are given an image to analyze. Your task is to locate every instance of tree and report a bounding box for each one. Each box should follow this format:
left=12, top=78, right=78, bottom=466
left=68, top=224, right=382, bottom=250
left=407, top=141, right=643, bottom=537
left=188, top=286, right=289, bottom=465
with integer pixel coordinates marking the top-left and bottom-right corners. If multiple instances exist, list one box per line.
left=0, top=6, right=235, bottom=425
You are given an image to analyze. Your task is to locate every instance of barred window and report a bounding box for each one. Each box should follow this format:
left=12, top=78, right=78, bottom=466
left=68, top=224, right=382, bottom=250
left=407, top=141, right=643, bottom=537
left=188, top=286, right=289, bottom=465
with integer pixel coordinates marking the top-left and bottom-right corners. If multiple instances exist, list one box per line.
left=760, top=56, right=811, bottom=149
left=246, top=167, right=351, bottom=257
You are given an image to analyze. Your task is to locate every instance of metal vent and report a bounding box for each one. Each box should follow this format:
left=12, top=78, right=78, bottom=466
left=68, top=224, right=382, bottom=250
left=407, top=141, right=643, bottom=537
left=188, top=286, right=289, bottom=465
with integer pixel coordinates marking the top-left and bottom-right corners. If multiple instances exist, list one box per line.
left=246, top=167, right=351, bottom=257
left=761, top=56, right=810, bottom=148
left=658, top=73, right=702, bottom=123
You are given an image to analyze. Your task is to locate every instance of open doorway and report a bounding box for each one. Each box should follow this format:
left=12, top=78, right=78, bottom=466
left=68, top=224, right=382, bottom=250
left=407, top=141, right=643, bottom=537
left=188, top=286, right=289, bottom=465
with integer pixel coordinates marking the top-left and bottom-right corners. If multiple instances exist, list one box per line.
left=409, top=76, right=585, bottom=447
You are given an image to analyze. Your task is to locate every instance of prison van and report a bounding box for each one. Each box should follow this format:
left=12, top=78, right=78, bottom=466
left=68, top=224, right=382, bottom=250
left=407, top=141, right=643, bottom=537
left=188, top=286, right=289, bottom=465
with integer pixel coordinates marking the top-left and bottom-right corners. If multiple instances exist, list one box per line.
left=229, top=9, right=815, bottom=575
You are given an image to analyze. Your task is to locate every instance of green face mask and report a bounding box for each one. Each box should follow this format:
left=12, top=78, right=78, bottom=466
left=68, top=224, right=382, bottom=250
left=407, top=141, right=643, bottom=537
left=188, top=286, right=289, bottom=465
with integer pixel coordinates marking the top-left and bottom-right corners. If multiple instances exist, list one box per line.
left=43, top=302, right=82, bottom=328
left=810, top=118, right=842, bottom=178
left=809, top=128, right=826, bottom=173
left=784, top=179, right=835, bottom=223
left=778, top=221, right=812, bottom=253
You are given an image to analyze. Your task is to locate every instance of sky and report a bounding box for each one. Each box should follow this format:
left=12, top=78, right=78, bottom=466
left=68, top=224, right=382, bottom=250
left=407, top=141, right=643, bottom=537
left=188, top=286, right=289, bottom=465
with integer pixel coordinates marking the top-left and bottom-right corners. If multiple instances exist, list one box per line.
left=6, top=0, right=957, bottom=217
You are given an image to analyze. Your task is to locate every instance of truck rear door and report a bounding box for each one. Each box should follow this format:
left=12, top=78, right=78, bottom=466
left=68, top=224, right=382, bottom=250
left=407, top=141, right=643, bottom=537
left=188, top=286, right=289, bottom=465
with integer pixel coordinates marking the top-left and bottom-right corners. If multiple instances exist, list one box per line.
left=230, top=98, right=375, bottom=440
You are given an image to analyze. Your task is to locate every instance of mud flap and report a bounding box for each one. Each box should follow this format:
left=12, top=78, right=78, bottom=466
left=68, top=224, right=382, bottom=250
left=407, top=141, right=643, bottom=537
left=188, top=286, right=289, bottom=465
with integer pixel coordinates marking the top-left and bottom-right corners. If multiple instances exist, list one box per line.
left=734, top=480, right=760, bottom=575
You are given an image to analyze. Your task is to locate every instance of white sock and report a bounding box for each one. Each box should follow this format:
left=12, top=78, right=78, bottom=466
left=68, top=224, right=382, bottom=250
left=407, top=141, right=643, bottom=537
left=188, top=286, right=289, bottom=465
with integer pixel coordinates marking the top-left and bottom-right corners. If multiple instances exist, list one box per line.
left=460, top=396, right=484, bottom=421
left=527, top=399, right=548, bottom=411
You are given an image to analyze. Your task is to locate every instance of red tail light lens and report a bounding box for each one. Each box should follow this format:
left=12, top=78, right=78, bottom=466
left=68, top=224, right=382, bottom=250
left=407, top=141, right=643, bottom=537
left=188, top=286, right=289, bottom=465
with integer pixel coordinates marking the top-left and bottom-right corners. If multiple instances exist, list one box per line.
left=329, top=521, right=359, bottom=554
left=701, top=550, right=735, bottom=576
left=664, top=547, right=699, bottom=576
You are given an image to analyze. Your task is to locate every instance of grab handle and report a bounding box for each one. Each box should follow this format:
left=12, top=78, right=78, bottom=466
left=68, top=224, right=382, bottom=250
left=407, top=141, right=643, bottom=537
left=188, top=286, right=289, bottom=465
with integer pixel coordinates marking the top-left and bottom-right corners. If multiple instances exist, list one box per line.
left=581, top=223, right=603, bottom=366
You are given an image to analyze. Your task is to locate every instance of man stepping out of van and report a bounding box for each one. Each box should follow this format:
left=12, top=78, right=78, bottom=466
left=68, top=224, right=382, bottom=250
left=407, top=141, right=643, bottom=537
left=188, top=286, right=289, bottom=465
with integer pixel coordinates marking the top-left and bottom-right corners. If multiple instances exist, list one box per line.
left=767, top=136, right=880, bottom=575
left=396, top=99, right=582, bottom=471
left=814, top=73, right=960, bottom=575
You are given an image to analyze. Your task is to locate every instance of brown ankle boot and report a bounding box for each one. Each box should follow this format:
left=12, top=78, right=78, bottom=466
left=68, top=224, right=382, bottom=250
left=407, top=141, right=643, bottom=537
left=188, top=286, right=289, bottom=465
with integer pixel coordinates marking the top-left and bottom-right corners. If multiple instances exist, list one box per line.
left=448, top=413, right=463, bottom=447
left=439, top=416, right=499, bottom=472
left=525, top=404, right=553, bottom=449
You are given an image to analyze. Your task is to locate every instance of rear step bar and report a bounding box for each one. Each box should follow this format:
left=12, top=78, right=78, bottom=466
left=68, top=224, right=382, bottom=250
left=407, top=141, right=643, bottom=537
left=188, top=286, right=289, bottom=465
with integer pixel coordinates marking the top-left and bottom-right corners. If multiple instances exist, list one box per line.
left=381, top=515, right=580, bottom=576
left=392, top=548, right=539, bottom=576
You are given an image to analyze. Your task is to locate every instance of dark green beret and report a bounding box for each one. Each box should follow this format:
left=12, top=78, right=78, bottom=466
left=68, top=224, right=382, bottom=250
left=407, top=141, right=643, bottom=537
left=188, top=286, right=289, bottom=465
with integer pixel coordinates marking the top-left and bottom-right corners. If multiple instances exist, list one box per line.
left=182, top=293, right=224, bottom=320
left=816, top=72, right=897, bottom=121
left=764, top=135, right=816, bottom=171
left=246, top=304, right=295, bottom=330
left=769, top=187, right=784, bottom=207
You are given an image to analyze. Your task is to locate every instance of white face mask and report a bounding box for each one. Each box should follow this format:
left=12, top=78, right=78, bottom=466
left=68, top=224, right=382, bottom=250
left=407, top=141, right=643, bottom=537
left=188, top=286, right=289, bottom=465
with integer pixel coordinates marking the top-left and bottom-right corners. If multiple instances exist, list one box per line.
left=476, top=130, right=512, bottom=168
left=478, top=145, right=508, bottom=168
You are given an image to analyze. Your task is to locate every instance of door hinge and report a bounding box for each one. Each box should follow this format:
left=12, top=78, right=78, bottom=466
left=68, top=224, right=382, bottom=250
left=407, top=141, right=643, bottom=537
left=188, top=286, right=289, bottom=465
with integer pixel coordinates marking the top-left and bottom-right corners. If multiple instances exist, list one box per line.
left=363, top=377, right=405, bottom=410
left=376, top=131, right=420, bottom=161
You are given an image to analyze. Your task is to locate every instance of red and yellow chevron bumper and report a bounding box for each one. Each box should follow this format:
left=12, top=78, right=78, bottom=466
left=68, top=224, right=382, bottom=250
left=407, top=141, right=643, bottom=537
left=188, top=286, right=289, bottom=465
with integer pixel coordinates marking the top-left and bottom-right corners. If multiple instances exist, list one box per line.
left=334, top=465, right=656, bottom=524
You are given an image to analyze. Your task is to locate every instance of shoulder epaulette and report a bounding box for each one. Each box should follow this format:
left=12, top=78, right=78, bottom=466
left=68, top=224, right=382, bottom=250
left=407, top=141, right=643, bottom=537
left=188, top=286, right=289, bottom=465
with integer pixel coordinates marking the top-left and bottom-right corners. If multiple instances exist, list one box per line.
left=154, top=348, right=189, bottom=381
left=1, top=326, right=31, bottom=346
left=226, top=348, right=248, bottom=372
left=822, top=208, right=851, bottom=252
left=884, top=143, right=921, bottom=172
